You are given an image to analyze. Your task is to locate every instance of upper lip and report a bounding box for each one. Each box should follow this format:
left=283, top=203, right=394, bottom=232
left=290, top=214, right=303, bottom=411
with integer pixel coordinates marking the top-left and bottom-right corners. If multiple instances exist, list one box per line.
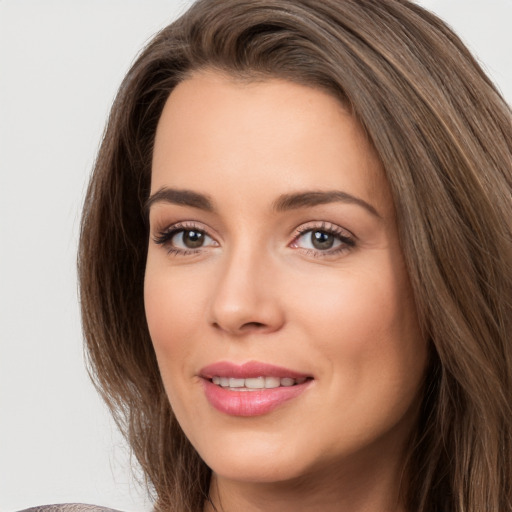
left=199, top=360, right=312, bottom=379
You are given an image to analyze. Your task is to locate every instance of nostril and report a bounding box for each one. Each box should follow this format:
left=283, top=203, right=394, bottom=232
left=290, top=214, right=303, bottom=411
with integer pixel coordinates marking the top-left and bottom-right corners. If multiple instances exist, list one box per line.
left=241, top=321, right=266, bottom=330
left=211, top=320, right=267, bottom=334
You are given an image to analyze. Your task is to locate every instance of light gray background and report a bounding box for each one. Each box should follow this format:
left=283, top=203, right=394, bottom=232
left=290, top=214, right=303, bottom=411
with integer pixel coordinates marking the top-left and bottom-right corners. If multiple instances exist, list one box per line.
left=1, top=1, right=511, bottom=511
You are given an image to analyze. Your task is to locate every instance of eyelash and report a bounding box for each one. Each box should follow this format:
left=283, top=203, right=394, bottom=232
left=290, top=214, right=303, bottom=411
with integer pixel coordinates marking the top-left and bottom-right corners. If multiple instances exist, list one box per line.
left=152, top=221, right=356, bottom=258
left=153, top=222, right=213, bottom=256
left=291, top=222, right=355, bottom=258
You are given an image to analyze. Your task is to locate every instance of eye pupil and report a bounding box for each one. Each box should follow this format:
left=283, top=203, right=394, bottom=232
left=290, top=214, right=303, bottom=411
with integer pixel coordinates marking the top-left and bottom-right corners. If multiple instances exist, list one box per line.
left=183, top=230, right=204, bottom=248
left=312, top=230, right=334, bottom=249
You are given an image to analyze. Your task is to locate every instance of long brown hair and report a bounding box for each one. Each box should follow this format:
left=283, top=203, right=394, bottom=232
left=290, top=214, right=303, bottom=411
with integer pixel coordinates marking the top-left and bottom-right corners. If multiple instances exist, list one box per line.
left=78, top=1, right=512, bottom=510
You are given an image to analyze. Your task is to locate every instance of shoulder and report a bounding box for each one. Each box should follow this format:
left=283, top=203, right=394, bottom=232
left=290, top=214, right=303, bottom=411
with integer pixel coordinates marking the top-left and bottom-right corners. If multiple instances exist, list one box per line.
left=17, top=505, right=124, bottom=512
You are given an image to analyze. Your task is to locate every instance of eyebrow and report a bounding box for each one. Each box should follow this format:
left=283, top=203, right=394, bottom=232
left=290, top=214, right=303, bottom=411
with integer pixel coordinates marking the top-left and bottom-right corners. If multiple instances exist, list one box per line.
left=272, top=190, right=381, bottom=217
left=145, top=187, right=214, bottom=213
left=145, top=187, right=380, bottom=218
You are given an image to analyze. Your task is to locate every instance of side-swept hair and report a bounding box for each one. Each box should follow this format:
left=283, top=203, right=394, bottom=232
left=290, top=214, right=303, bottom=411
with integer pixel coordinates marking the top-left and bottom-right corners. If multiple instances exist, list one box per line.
left=78, top=1, right=512, bottom=510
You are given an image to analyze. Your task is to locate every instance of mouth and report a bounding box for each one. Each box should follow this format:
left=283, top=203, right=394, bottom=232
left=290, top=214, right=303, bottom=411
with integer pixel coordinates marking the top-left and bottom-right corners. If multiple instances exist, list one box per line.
left=209, top=375, right=309, bottom=391
left=199, top=361, right=314, bottom=416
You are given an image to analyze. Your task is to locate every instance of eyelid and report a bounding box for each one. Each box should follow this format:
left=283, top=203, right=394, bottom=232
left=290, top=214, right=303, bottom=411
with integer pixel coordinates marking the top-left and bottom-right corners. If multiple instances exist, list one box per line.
left=289, top=221, right=356, bottom=257
left=152, top=220, right=219, bottom=255
left=291, top=221, right=354, bottom=239
left=152, top=220, right=218, bottom=239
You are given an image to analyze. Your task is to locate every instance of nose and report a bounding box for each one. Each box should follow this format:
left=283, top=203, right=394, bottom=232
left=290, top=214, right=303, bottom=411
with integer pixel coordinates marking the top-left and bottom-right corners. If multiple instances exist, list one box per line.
left=208, top=247, right=285, bottom=336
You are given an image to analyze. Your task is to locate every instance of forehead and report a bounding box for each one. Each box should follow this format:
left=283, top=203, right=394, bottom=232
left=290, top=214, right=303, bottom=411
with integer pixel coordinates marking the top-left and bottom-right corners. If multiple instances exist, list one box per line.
left=151, top=70, right=392, bottom=215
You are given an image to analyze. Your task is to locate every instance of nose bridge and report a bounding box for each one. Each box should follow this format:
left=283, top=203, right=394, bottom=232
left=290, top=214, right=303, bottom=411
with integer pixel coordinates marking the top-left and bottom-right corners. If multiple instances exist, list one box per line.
left=209, top=237, right=283, bottom=334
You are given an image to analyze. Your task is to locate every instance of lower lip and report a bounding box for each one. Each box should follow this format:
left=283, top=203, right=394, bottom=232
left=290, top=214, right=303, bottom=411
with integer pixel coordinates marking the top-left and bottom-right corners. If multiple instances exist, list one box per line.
left=202, top=379, right=311, bottom=417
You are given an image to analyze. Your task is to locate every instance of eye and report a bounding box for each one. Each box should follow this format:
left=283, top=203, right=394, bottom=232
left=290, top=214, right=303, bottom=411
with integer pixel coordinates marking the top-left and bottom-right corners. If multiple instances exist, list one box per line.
left=290, top=223, right=355, bottom=256
left=171, top=229, right=213, bottom=249
left=153, top=223, right=218, bottom=254
left=299, top=230, right=341, bottom=250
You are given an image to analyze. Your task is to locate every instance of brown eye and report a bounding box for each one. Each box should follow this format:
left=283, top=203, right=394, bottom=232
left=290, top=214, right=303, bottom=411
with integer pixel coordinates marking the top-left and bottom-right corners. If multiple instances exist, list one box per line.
left=179, top=230, right=205, bottom=248
left=311, top=231, right=335, bottom=250
left=291, top=225, right=355, bottom=255
left=153, top=224, right=218, bottom=254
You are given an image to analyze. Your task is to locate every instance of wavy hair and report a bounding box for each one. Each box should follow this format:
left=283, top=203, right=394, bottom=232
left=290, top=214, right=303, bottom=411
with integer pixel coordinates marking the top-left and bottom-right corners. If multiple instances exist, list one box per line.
left=78, top=1, right=512, bottom=510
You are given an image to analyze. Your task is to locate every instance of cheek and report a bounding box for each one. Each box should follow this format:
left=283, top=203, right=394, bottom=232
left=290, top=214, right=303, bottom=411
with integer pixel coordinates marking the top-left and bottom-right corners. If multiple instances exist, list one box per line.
left=143, top=265, right=208, bottom=434
left=291, top=265, right=410, bottom=350
left=144, top=261, right=210, bottom=375
left=287, top=254, right=425, bottom=405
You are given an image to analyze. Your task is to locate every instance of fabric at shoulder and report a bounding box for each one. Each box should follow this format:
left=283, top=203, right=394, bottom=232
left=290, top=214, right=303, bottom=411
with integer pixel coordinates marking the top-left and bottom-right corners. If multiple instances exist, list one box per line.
left=18, top=504, right=123, bottom=512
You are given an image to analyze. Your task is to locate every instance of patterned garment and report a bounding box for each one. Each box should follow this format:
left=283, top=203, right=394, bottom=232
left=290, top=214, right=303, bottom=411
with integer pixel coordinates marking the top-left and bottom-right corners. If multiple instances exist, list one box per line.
left=18, top=505, right=123, bottom=512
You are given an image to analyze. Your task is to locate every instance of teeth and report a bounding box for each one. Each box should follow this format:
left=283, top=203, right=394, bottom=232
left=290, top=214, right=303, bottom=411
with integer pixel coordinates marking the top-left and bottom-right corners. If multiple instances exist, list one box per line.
left=245, top=377, right=265, bottom=389
left=211, top=375, right=307, bottom=389
left=265, top=376, right=280, bottom=388
left=229, top=378, right=245, bottom=388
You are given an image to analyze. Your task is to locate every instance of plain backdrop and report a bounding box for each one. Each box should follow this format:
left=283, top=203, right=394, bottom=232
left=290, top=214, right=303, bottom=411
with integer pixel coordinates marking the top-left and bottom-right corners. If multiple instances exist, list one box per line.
left=1, top=1, right=511, bottom=511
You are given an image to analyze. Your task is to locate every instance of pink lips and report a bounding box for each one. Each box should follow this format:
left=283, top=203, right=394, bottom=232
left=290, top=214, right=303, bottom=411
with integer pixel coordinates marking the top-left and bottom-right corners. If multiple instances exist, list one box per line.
left=200, top=361, right=312, bottom=417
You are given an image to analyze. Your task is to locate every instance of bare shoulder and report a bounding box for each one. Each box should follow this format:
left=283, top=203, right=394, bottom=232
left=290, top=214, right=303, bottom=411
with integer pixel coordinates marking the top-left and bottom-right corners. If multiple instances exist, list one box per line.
left=18, top=505, right=124, bottom=512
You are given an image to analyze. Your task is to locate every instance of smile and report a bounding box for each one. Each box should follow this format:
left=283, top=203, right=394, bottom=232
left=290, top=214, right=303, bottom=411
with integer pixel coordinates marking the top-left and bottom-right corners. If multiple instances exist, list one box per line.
left=211, top=376, right=308, bottom=391
left=200, top=361, right=313, bottom=416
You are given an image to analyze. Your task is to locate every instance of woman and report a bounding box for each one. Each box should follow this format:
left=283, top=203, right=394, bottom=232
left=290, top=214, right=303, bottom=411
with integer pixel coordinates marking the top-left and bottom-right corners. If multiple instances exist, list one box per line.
left=77, top=0, right=512, bottom=511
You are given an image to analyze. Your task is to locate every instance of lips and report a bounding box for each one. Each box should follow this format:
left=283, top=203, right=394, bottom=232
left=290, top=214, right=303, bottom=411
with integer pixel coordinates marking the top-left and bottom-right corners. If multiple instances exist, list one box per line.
left=199, top=361, right=313, bottom=416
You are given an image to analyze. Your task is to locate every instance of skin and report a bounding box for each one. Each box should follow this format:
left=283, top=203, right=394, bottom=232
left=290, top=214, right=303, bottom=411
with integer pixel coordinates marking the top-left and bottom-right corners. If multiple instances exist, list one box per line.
left=144, top=70, right=428, bottom=512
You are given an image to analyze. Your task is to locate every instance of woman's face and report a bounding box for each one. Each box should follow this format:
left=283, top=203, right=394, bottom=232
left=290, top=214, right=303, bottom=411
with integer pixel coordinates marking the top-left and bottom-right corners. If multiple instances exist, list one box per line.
left=145, top=71, right=428, bottom=487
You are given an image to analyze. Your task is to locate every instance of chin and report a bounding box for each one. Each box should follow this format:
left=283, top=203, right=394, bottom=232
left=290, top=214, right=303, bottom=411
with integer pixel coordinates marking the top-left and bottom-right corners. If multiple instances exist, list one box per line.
left=209, top=456, right=308, bottom=484
left=193, top=429, right=315, bottom=484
